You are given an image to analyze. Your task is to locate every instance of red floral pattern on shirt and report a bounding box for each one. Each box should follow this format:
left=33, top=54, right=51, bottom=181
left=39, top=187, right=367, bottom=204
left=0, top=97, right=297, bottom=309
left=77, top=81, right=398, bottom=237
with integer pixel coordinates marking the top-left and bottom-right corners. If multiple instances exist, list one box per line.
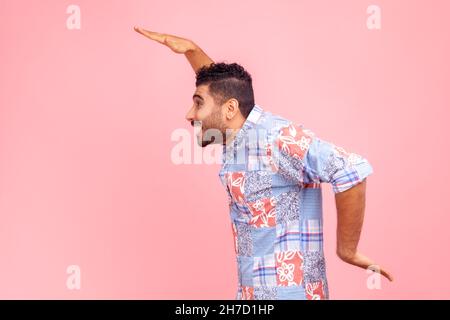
left=276, top=124, right=313, bottom=160
left=240, top=286, right=254, bottom=300
left=225, top=172, right=245, bottom=204
left=247, top=197, right=276, bottom=228
left=305, top=281, right=325, bottom=300
left=275, top=250, right=304, bottom=286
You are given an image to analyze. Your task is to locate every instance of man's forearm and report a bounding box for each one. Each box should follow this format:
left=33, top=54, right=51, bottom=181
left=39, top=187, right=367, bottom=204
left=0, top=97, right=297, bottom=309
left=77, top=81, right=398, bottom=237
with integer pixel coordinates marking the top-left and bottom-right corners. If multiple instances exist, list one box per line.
left=184, top=43, right=214, bottom=73
left=334, top=179, right=367, bottom=260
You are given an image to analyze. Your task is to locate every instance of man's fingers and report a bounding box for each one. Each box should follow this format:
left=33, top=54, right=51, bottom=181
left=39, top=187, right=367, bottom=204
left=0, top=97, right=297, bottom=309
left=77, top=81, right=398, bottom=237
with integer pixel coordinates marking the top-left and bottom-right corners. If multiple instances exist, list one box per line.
left=354, top=255, right=394, bottom=282
left=380, top=269, right=394, bottom=282
left=368, top=264, right=394, bottom=282
left=134, top=26, right=166, bottom=44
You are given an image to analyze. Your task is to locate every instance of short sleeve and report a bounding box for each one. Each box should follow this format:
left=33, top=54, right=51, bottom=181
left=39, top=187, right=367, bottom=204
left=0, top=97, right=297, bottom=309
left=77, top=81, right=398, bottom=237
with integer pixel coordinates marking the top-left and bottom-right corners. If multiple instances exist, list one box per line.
left=303, top=135, right=374, bottom=193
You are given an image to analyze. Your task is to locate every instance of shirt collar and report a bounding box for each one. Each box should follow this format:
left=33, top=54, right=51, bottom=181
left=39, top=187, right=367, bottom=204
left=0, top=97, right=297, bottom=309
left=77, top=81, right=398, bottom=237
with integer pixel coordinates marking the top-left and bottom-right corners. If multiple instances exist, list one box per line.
left=222, top=104, right=264, bottom=164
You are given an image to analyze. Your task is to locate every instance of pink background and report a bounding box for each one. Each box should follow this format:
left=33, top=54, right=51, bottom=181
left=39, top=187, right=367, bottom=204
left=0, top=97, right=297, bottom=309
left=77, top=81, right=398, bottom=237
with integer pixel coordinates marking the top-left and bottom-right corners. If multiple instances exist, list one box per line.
left=1, top=0, right=449, bottom=299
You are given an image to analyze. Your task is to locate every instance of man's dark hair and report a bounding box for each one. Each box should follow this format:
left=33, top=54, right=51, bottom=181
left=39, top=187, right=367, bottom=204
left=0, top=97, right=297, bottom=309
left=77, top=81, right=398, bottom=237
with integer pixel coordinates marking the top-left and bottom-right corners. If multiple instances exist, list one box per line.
left=195, top=62, right=255, bottom=118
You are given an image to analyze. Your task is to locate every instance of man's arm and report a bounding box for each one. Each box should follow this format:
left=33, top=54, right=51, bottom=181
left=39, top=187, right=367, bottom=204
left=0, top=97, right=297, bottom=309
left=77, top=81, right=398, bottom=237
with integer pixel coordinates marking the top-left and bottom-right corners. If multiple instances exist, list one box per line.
left=297, top=129, right=393, bottom=282
left=335, top=179, right=393, bottom=281
left=184, top=45, right=214, bottom=73
left=134, top=27, right=214, bottom=73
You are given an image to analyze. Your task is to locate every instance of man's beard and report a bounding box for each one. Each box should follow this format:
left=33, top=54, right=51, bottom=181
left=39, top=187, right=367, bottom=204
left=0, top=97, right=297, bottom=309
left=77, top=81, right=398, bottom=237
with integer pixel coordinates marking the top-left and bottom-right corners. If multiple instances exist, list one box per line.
left=194, top=113, right=226, bottom=148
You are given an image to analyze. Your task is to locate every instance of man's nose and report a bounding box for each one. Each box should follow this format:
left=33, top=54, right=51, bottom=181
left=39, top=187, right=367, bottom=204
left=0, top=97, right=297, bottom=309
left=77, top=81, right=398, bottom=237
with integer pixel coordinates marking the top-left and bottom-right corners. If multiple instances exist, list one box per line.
left=185, top=106, right=195, bottom=123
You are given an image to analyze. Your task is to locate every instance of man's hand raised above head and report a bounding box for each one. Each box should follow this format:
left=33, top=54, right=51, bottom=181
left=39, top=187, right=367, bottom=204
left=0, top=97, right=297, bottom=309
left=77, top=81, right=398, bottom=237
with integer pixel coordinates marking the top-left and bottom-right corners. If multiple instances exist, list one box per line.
left=134, top=26, right=214, bottom=72
left=134, top=27, right=197, bottom=54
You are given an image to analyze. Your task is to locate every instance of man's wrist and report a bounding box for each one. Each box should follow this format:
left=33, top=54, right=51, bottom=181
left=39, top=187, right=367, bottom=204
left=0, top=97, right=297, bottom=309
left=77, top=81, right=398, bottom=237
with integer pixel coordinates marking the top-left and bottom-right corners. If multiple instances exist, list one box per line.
left=185, top=41, right=200, bottom=53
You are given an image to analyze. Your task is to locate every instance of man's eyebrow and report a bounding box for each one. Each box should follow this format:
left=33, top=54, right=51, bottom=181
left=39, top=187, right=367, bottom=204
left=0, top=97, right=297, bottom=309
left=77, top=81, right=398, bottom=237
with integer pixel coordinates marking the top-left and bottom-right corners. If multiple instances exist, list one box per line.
left=192, top=94, right=204, bottom=101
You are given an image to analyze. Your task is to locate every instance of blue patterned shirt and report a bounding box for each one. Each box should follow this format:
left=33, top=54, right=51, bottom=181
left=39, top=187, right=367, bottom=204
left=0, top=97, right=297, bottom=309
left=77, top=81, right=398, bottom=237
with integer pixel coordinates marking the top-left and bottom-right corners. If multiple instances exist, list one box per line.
left=218, top=104, right=373, bottom=300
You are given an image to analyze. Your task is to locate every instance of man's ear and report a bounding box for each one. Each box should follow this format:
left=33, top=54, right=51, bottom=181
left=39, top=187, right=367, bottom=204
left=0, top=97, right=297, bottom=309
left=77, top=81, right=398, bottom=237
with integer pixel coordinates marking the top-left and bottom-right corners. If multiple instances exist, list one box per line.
left=224, top=98, right=240, bottom=120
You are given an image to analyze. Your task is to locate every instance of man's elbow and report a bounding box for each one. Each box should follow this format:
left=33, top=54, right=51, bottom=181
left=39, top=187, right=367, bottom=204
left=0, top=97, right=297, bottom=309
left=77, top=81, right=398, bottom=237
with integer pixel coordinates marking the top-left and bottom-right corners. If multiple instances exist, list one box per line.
left=336, top=248, right=356, bottom=262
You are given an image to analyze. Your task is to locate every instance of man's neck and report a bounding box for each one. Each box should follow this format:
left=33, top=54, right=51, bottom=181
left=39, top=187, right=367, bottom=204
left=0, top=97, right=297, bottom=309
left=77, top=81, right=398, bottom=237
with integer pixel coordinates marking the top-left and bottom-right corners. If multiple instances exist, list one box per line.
left=224, top=118, right=246, bottom=146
